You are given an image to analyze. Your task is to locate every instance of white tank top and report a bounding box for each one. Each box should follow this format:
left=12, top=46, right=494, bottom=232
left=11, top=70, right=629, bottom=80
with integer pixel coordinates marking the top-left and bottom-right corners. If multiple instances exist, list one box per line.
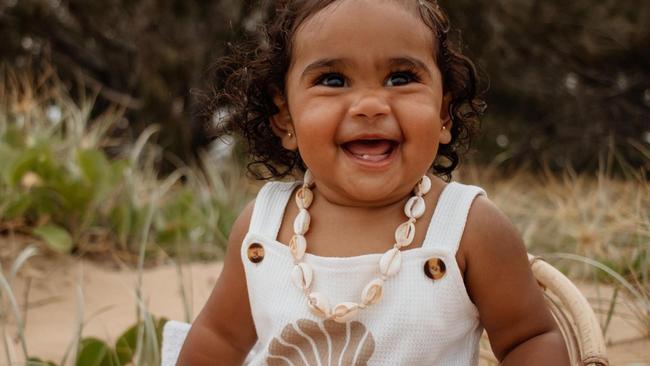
left=241, top=181, right=485, bottom=366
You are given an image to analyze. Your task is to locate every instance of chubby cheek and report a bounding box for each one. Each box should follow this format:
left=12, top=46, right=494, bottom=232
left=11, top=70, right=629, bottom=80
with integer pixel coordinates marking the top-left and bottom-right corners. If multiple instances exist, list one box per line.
left=292, top=97, right=343, bottom=137
left=396, top=102, right=442, bottom=157
left=400, top=105, right=441, bottom=172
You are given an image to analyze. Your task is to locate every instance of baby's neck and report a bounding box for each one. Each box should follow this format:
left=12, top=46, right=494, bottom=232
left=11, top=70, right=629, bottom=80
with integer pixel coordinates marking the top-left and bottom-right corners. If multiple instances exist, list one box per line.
left=276, top=178, right=445, bottom=258
left=310, top=187, right=410, bottom=224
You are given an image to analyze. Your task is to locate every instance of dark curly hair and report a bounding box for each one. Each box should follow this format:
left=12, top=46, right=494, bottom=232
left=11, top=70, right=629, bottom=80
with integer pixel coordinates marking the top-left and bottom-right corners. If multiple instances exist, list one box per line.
left=197, top=0, right=485, bottom=181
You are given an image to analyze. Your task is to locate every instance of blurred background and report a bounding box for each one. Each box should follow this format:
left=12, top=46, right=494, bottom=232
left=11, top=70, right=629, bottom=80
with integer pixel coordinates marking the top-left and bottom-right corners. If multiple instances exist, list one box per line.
left=2, top=0, right=648, bottom=173
left=0, top=1, right=649, bottom=365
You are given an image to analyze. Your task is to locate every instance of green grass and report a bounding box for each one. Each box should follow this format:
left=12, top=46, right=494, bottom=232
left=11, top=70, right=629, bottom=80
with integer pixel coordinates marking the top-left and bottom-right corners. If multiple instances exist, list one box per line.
left=0, top=63, right=254, bottom=366
left=0, top=65, right=252, bottom=263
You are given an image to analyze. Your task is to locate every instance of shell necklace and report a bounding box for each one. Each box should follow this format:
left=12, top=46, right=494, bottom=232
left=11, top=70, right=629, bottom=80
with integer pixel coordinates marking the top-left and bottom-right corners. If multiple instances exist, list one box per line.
left=290, top=170, right=432, bottom=323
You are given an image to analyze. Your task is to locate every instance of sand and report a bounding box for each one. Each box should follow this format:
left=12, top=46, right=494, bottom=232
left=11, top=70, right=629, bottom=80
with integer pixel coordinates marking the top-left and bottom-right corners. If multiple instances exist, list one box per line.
left=3, top=255, right=649, bottom=365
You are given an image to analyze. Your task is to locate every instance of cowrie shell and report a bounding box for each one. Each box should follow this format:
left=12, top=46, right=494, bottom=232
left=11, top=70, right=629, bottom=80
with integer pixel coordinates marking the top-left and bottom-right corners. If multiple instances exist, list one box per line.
left=289, top=234, right=307, bottom=261
left=295, top=187, right=314, bottom=210
left=404, top=196, right=425, bottom=219
left=291, top=262, right=313, bottom=290
left=307, top=292, right=330, bottom=318
left=293, top=209, right=311, bottom=235
left=394, top=221, right=416, bottom=247
left=361, top=279, right=384, bottom=305
left=415, top=175, right=432, bottom=196
left=379, top=248, right=402, bottom=277
left=332, top=302, right=360, bottom=323
left=303, top=170, right=315, bottom=188
left=289, top=172, right=432, bottom=320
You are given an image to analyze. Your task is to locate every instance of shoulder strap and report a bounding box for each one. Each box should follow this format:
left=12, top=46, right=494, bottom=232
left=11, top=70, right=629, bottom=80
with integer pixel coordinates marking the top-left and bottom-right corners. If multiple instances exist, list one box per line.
left=248, top=181, right=300, bottom=240
left=422, top=182, right=486, bottom=253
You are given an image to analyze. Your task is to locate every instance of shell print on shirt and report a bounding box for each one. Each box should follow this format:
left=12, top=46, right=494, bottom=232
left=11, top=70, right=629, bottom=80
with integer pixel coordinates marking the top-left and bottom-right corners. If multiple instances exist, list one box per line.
left=267, top=319, right=375, bottom=366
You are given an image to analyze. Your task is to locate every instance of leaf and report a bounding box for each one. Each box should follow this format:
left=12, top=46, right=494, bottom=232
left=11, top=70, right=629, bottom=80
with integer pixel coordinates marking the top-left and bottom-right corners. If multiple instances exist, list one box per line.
left=51, top=178, right=91, bottom=214
left=110, top=201, right=133, bottom=249
left=77, top=148, right=111, bottom=197
left=75, top=338, right=119, bottom=366
left=27, top=357, right=57, bottom=366
left=110, top=159, right=129, bottom=180
left=0, top=142, right=19, bottom=185
left=33, top=224, right=73, bottom=253
left=3, top=125, right=27, bottom=150
left=114, top=324, right=138, bottom=365
left=115, top=316, right=168, bottom=365
left=2, top=194, right=32, bottom=219
left=9, top=146, right=55, bottom=188
left=155, top=317, right=169, bottom=345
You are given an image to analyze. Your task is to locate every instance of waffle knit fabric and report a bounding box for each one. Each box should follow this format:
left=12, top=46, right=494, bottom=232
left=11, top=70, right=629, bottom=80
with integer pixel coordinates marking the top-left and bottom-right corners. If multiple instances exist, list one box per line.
left=242, top=180, right=486, bottom=366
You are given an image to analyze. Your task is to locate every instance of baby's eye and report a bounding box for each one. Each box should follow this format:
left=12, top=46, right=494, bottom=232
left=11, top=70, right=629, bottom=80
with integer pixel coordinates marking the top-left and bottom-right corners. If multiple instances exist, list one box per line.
left=386, top=70, right=420, bottom=87
left=316, top=73, right=346, bottom=88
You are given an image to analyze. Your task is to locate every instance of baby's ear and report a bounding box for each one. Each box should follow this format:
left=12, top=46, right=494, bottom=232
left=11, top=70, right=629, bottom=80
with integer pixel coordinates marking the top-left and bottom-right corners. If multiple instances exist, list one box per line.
left=439, top=93, right=453, bottom=145
left=270, top=94, right=298, bottom=151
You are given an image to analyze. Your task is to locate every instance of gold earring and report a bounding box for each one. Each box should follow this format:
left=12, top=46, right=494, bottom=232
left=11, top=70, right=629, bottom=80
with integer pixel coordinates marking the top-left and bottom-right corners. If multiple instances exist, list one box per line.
left=287, top=131, right=294, bottom=138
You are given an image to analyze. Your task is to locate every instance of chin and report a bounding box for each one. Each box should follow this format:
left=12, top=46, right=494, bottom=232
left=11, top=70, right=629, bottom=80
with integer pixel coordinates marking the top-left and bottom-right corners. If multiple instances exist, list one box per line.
left=341, top=180, right=409, bottom=206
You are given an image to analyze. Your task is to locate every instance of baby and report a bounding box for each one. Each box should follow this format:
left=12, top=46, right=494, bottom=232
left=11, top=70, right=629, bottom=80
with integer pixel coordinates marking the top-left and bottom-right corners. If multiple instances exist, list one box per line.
left=178, top=0, right=570, bottom=364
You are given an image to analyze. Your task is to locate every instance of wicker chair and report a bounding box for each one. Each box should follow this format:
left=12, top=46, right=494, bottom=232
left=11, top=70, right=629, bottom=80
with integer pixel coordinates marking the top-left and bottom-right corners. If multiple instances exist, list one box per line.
left=479, top=255, right=609, bottom=366
left=162, top=255, right=609, bottom=366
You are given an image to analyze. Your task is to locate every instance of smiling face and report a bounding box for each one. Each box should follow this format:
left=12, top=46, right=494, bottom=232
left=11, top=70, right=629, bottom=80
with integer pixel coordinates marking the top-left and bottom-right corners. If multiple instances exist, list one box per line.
left=272, top=0, right=452, bottom=207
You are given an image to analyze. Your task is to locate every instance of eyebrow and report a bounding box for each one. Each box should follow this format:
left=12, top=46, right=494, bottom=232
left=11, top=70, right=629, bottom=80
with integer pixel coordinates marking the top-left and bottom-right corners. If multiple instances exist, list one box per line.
left=300, top=58, right=352, bottom=80
left=387, top=56, right=433, bottom=79
left=300, top=56, right=433, bottom=81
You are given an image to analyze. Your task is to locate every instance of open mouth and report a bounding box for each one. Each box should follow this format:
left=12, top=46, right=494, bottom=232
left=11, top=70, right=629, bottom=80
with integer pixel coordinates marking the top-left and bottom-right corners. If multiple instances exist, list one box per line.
left=341, top=139, right=398, bottom=163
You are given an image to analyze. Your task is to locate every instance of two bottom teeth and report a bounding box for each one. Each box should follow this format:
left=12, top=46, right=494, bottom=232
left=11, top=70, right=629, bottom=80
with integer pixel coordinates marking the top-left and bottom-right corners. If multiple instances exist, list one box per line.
left=343, top=140, right=396, bottom=162
left=354, top=153, right=390, bottom=162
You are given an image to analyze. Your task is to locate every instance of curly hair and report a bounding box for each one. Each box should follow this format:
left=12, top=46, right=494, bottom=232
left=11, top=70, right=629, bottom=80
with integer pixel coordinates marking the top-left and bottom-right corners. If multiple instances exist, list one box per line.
left=197, top=0, right=485, bottom=181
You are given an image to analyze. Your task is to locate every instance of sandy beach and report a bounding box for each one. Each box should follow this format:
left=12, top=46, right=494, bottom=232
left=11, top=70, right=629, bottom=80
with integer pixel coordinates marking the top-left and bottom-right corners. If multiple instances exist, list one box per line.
left=5, top=255, right=650, bottom=365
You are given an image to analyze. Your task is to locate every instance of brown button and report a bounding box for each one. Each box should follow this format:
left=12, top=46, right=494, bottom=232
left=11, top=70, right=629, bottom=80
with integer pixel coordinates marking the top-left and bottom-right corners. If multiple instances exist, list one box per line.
left=424, top=257, right=446, bottom=280
left=247, top=243, right=265, bottom=263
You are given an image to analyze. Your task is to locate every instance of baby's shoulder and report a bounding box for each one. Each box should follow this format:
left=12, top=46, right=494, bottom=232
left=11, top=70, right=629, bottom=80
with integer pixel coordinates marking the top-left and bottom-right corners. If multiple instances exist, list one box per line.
left=464, top=196, right=521, bottom=246
left=458, top=195, right=527, bottom=272
left=227, top=199, right=256, bottom=251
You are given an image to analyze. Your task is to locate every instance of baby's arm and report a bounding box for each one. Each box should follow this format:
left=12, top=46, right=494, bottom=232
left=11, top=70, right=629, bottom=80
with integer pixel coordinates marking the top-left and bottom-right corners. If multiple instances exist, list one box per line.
left=460, top=197, right=570, bottom=365
left=176, top=201, right=257, bottom=365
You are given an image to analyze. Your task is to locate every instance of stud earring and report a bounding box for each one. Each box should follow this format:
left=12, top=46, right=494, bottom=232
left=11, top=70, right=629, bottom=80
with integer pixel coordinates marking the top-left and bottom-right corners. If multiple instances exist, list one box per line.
left=287, top=131, right=294, bottom=138
left=442, top=126, right=447, bottom=130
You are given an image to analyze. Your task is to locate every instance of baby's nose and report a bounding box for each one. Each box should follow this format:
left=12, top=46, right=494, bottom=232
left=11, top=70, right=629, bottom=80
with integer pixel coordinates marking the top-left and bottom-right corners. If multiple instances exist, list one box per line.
left=348, top=91, right=392, bottom=120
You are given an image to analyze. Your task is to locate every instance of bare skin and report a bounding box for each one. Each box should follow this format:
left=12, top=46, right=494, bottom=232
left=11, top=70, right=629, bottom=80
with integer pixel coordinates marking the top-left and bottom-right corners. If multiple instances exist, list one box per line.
left=177, top=200, right=257, bottom=365
left=459, top=194, right=569, bottom=364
